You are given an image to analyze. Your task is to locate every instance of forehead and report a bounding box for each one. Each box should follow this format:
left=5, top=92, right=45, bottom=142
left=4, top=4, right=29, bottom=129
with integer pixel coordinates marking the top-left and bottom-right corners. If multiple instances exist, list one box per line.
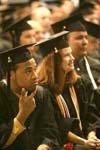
left=35, top=7, right=51, bottom=17
left=16, top=58, right=36, bottom=69
left=59, top=47, right=72, bottom=55
left=68, top=31, right=88, bottom=38
left=21, top=29, right=35, bottom=35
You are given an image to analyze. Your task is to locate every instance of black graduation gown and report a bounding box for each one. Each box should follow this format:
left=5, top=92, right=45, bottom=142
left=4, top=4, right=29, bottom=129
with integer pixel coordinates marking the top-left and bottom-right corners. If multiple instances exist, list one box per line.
left=88, top=50, right=100, bottom=62
left=74, top=56, right=100, bottom=86
left=62, top=78, right=100, bottom=138
left=43, top=77, right=100, bottom=147
left=43, top=84, right=80, bottom=146
left=0, top=80, right=60, bottom=150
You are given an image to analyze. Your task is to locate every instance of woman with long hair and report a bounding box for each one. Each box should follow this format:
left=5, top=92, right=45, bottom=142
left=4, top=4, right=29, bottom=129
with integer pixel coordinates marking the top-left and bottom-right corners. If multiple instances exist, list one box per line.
left=36, top=31, right=100, bottom=150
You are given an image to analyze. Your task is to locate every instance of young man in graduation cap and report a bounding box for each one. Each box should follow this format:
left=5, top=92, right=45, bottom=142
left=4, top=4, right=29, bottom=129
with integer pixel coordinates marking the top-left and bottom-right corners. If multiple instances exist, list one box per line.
left=2, top=15, right=36, bottom=47
left=52, top=13, right=100, bottom=89
left=0, top=43, right=60, bottom=150
left=2, top=15, right=45, bottom=64
left=84, top=20, right=100, bottom=60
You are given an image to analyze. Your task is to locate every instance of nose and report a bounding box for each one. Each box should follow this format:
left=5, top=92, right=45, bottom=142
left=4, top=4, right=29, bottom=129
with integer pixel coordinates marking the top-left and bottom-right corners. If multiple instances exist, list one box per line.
left=83, top=37, right=88, bottom=45
left=70, top=54, right=75, bottom=61
left=32, top=70, right=38, bottom=80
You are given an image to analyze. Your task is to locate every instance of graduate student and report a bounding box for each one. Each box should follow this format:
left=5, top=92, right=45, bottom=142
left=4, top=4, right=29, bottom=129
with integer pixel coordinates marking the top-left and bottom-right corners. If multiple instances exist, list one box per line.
left=36, top=31, right=100, bottom=150
left=0, top=43, right=60, bottom=150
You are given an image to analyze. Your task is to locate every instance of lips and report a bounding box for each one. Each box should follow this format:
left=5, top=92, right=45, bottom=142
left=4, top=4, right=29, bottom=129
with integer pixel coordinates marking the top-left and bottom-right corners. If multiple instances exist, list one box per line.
left=32, top=79, right=39, bottom=85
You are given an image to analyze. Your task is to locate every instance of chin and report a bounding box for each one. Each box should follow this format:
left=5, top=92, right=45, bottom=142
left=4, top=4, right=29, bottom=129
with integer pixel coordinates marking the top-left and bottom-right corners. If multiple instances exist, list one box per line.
left=28, top=85, right=37, bottom=93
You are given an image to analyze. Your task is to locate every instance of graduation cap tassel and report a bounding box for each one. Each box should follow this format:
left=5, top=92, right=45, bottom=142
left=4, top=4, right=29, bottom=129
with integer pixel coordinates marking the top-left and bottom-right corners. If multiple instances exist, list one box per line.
left=54, top=47, right=58, bottom=84
left=7, top=56, right=12, bottom=90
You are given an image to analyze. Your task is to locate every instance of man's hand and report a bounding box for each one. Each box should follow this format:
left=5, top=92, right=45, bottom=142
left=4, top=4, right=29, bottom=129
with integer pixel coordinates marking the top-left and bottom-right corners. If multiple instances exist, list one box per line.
left=16, top=88, right=36, bottom=125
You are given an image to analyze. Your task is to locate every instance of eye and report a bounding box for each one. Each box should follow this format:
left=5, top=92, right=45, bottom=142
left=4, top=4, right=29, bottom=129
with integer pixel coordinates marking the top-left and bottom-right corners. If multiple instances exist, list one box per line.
left=25, top=68, right=33, bottom=74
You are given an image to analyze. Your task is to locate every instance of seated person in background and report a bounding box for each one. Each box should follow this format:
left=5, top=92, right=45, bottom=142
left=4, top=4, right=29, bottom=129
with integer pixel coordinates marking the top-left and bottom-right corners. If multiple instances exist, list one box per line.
left=2, top=15, right=43, bottom=64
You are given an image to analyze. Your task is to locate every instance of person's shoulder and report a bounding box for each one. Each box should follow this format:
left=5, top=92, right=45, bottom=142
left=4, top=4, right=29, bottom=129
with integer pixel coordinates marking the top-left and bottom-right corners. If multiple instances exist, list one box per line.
left=35, top=84, right=51, bottom=100
left=76, top=76, right=92, bottom=88
left=87, top=56, right=100, bottom=66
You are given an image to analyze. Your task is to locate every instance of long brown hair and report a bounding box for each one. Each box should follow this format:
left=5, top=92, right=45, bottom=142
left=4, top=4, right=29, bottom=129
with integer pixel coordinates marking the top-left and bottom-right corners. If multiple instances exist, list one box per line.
left=37, top=51, right=80, bottom=94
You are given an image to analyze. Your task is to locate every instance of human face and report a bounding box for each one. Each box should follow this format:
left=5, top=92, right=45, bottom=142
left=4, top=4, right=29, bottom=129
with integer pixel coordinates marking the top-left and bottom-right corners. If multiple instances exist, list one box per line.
left=11, top=58, right=38, bottom=93
left=59, top=47, right=75, bottom=74
left=32, top=7, right=52, bottom=31
left=19, top=29, right=36, bottom=45
left=68, top=31, right=88, bottom=60
left=87, top=35, right=100, bottom=54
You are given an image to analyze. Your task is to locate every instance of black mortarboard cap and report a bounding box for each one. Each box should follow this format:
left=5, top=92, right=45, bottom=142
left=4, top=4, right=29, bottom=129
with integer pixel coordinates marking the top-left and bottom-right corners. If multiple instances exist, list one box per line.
left=35, top=31, right=69, bottom=57
left=72, top=0, right=96, bottom=15
left=7, top=0, right=31, bottom=7
left=1, top=15, right=32, bottom=46
left=3, top=15, right=32, bottom=34
left=0, top=43, right=35, bottom=72
left=83, top=20, right=100, bottom=38
left=79, top=0, right=97, bottom=6
left=52, top=13, right=86, bottom=33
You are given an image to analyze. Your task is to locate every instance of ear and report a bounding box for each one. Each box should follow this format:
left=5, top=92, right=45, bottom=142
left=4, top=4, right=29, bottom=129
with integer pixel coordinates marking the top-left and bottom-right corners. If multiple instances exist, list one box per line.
left=10, top=70, right=16, bottom=80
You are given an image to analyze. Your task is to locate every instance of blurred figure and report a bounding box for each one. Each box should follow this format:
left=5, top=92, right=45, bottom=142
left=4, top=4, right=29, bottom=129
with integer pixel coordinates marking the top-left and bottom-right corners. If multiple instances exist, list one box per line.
left=83, top=20, right=100, bottom=61
left=1, top=15, right=45, bottom=64
left=27, top=20, right=45, bottom=41
left=51, top=5, right=67, bottom=23
left=31, top=5, right=53, bottom=38
left=1, top=16, right=36, bottom=52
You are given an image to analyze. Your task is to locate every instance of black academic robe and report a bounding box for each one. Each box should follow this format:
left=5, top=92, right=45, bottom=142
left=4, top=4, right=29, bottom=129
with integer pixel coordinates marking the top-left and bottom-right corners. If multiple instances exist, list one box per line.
left=88, top=49, right=100, bottom=62
left=62, top=78, right=100, bottom=138
left=43, top=85, right=81, bottom=146
left=0, top=80, right=60, bottom=150
left=43, top=78, right=100, bottom=147
left=74, top=56, right=100, bottom=86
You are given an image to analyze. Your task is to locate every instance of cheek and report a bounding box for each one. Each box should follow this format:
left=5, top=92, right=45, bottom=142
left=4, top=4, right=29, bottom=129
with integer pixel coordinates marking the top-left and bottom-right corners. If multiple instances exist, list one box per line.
left=16, top=74, right=29, bottom=86
left=19, top=37, right=26, bottom=45
left=62, top=60, right=68, bottom=71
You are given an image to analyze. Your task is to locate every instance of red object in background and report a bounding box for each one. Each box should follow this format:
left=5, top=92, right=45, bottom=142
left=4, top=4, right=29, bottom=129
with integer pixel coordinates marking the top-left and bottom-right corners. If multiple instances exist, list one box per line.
left=64, top=143, right=73, bottom=150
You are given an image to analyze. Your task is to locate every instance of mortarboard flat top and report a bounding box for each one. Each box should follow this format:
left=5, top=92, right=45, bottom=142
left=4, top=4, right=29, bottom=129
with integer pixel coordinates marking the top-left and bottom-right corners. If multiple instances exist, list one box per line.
left=0, top=42, right=35, bottom=72
left=83, top=20, right=100, bottom=38
left=69, top=0, right=96, bottom=19
left=7, top=0, right=31, bottom=7
left=1, top=15, right=33, bottom=46
left=52, top=13, right=86, bottom=33
left=35, top=31, right=69, bottom=57
left=2, top=15, right=32, bottom=34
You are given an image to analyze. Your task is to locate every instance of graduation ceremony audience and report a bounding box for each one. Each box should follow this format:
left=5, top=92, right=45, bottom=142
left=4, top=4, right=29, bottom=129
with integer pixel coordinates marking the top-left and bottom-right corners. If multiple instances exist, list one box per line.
left=0, top=0, right=100, bottom=150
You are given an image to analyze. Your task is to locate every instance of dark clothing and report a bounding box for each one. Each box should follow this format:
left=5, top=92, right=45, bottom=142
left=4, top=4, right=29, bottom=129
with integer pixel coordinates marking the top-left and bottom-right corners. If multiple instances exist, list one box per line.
left=0, top=80, right=60, bottom=150
left=62, top=78, right=100, bottom=137
left=43, top=78, right=100, bottom=147
left=74, top=56, right=100, bottom=86
left=88, top=50, right=100, bottom=62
